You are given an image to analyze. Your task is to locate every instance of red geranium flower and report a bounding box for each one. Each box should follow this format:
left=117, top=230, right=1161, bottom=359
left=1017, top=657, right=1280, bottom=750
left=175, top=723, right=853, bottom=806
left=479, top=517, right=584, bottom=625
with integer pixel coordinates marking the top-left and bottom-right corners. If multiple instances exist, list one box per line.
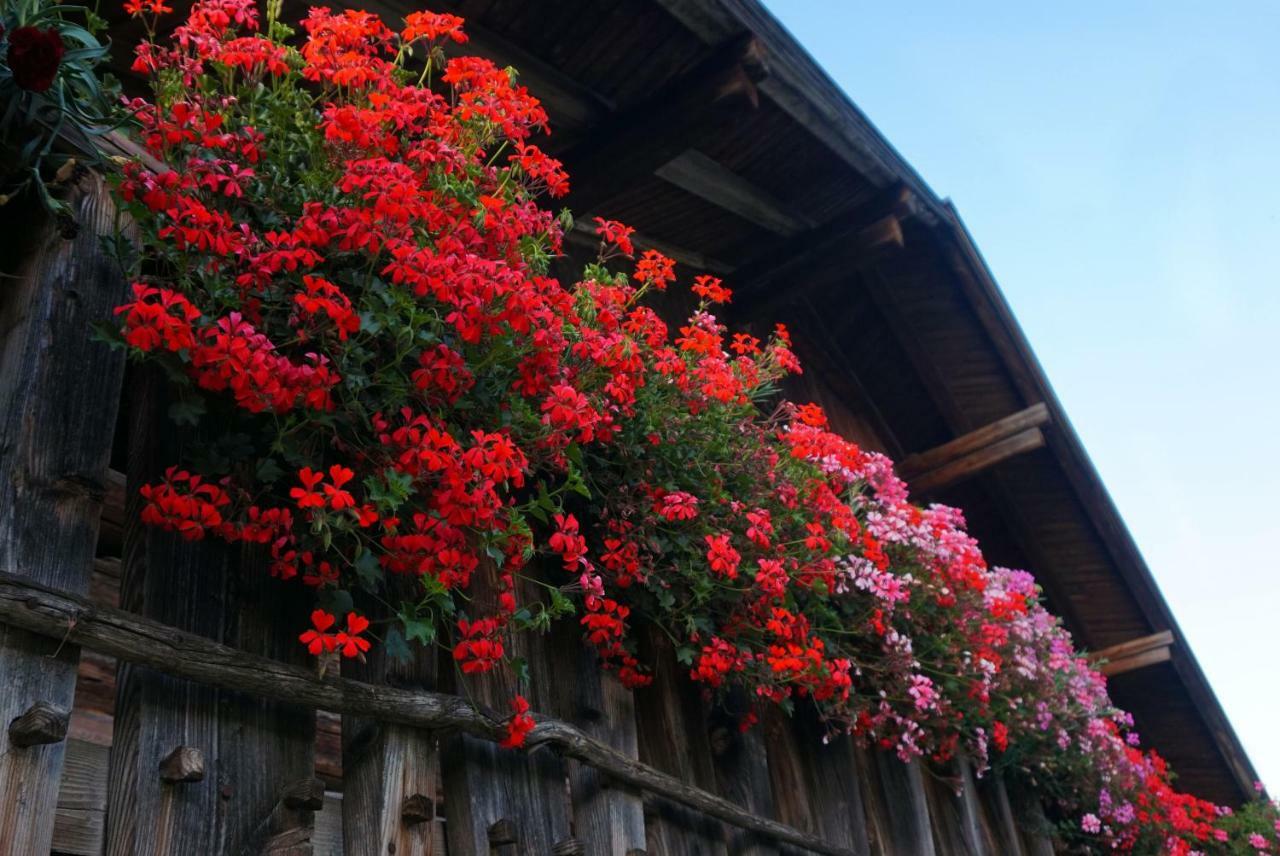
left=7, top=26, right=65, bottom=92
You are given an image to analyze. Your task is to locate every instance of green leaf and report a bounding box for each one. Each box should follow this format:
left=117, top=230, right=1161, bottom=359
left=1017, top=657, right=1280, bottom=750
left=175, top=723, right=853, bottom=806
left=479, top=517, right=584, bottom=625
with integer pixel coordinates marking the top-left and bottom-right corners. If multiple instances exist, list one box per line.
left=399, top=608, right=436, bottom=646
left=383, top=626, right=411, bottom=665
left=510, top=655, right=530, bottom=685
left=353, top=550, right=381, bottom=591
left=318, top=588, right=354, bottom=616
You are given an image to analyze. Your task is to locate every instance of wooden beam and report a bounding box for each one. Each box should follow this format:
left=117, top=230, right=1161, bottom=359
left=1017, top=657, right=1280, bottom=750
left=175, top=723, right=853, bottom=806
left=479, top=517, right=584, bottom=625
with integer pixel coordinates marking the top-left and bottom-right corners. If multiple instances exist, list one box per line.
left=0, top=176, right=131, bottom=856
left=729, top=184, right=913, bottom=318
left=904, top=427, right=1045, bottom=497
left=899, top=403, right=1050, bottom=480
left=0, top=571, right=857, bottom=856
left=655, top=149, right=814, bottom=236
left=651, top=0, right=944, bottom=226
left=1090, top=631, right=1175, bottom=678
left=566, top=219, right=733, bottom=275
left=559, top=34, right=769, bottom=217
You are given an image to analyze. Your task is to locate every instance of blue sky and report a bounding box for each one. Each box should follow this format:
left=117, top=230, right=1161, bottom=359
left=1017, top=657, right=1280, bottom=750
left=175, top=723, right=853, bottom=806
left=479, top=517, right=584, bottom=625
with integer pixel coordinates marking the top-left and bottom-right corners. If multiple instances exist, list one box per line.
left=763, top=1, right=1280, bottom=788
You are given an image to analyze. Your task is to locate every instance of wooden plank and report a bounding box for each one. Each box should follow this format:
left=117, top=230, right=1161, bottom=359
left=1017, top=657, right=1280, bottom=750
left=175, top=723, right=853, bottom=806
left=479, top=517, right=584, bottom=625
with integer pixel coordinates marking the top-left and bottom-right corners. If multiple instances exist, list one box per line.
left=440, top=565, right=574, bottom=854
left=544, top=621, right=646, bottom=856
left=52, top=738, right=344, bottom=856
left=977, top=776, right=1027, bottom=856
left=0, top=569, right=859, bottom=856
left=559, top=34, right=768, bottom=217
left=0, top=176, right=131, bottom=856
left=656, top=149, right=814, bottom=236
left=52, top=739, right=111, bottom=856
left=762, top=707, right=870, bottom=855
left=921, top=759, right=998, bottom=856
left=899, top=403, right=1050, bottom=479
left=1089, top=629, right=1173, bottom=666
left=650, top=0, right=945, bottom=226
left=729, top=185, right=912, bottom=317
left=105, top=369, right=318, bottom=855
left=904, top=427, right=1046, bottom=496
left=707, top=690, right=776, bottom=855
left=1098, top=644, right=1172, bottom=678
left=855, top=747, right=935, bottom=856
left=342, top=583, right=445, bottom=856
left=635, top=630, right=729, bottom=856
left=566, top=219, right=732, bottom=275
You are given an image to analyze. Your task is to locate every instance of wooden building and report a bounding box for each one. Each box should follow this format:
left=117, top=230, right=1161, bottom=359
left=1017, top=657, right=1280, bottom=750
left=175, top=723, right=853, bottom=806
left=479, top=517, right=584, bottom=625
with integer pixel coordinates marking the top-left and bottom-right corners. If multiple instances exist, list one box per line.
left=0, top=0, right=1260, bottom=854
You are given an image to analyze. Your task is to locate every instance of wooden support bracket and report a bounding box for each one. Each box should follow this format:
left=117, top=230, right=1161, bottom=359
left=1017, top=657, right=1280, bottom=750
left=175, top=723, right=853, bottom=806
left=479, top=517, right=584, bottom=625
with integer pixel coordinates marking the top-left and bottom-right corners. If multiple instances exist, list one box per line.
left=729, top=183, right=914, bottom=319
left=1090, top=630, right=1175, bottom=678
left=7, top=701, right=70, bottom=749
left=559, top=34, right=769, bottom=217
left=900, top=403, right=1051, bottom=495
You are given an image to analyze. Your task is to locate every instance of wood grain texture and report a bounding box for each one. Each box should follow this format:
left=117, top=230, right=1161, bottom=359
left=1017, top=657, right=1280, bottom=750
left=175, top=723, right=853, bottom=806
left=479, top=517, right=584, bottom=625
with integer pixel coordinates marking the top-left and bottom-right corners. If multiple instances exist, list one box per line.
left=921, top=760, right=997, bottom=856
left=441, top=566, right=574, bottom=854
left=762, top=706, right=870, bottom=856
left=707, top=689, right=776, bottom=855
left=635, top=629, right=729, bottom=856
left=1, top=569, right=875, bottom=855
left=341, top=583, right=445, bottom=856
left=105, top=370, right=317, bottom=855
left=0, top=176, right=130, bottom=856
left=545, top=618, right=646, bottom=856
left=855, top=746, right=936, bottom=856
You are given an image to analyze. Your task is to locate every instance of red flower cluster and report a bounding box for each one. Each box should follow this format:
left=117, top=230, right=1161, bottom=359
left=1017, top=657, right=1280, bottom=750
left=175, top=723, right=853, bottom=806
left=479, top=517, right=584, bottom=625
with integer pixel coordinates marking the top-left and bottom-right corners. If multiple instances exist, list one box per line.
left=113, top=3, right=1280, bottom=849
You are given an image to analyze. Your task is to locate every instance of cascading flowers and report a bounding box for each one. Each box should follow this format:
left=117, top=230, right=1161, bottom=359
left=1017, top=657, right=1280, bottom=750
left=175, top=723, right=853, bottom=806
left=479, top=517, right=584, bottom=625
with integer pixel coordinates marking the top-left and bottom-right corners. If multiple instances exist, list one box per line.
left=108, top=1, right=1277, bottom=851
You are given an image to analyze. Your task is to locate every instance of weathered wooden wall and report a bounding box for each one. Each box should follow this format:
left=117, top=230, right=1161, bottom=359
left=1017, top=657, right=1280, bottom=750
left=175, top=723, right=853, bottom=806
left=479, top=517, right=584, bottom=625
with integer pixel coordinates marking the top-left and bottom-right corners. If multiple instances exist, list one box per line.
left=0, top=180, right=1059, bottom=856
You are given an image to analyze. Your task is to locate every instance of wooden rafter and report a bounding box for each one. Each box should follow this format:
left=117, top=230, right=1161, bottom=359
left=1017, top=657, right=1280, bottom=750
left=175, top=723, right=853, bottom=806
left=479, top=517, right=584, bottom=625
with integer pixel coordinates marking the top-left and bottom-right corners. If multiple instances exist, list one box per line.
left=559, top=34, right=769, bottom=218
left=899, top=403, right=1051, bottom=495
left=655, top=149, right=815, bottom=236
left=728, top=184, right=913, bottom=318
left=1090, top=631, right=1175, bottom=678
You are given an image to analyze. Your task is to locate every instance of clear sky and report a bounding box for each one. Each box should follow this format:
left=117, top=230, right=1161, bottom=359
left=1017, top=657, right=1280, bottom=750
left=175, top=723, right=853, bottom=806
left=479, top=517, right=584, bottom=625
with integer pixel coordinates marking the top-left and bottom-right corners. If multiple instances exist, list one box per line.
left=762, top=1, right=1280, bottom=789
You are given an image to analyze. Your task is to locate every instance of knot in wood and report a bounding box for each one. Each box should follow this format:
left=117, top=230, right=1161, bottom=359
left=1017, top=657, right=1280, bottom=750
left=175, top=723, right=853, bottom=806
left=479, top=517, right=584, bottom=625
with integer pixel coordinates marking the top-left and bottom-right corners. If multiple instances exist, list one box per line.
left=158, top=745, right=205, bottom=783
left=8, top=700, right=69, bottom=748
left=282, top=777, right=326, bottom=810
left=487, top=818, right=517, bottom=846
left=552, top=837, right=584, bottom=855
left=399, top=793, right=434, bottom=826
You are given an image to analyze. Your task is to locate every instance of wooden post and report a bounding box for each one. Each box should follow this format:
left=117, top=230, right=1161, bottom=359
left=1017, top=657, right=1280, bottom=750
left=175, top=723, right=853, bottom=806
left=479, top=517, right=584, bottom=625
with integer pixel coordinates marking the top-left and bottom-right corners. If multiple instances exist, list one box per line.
left=105, top=370, right=317, bottom=855
left=634, top=629, right=729, bottom=855
left=544, top=619, right=646, bottom=855
left=441, top=565, right=573, bottom=853
left=762, top=706, right=871, bottom=855
left=855, top=746, right=937, bottom=856
left=977, top=774, right=1028, bottom=856
left=707, top=688, right=777, bottom=855
left=0, top=176, right=131, bottom=856
left=921, top=759, right=998, bottom=855
left=342, top=583, right=445, bottom=856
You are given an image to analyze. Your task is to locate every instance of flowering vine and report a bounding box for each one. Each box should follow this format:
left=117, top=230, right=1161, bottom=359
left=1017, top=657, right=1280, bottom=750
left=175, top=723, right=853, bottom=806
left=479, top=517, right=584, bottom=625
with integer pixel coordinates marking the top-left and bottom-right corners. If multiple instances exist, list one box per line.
left=107, top=2, right=1277, bottom=852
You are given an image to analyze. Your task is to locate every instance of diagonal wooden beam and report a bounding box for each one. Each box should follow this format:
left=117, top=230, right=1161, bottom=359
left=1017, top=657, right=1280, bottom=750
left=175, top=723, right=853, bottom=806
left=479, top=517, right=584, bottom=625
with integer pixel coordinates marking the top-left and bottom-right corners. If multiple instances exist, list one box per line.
left=728, top=184, right=914, bottom=318
left=655, top=149, right=815, bottom=236
left=559, top=34, right=769, bottom=217
left=1090, top=630, right=1175, bottom=678
left=899, top=404, right=1052, bottom=495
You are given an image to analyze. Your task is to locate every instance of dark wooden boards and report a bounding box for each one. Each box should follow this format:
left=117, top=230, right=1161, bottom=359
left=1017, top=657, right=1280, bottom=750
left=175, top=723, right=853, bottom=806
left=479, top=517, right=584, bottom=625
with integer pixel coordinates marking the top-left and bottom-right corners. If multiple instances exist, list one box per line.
left=0, top=177, right=131, bottom=856
left=635, top=629, right=729, bottom=856
left=342, top=582, right=445, bottom=856
left=762, top=707, right=871, bottom=855
left=105, top=370, right=318, bottom=855
left=441, top=566, right=574, bottom=854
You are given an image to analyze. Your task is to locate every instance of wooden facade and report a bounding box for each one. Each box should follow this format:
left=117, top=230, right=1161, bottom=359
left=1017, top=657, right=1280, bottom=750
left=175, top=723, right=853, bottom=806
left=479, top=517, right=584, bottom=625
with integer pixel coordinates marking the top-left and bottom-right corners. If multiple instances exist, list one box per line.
left=0, top=0, right=1261, bottom=853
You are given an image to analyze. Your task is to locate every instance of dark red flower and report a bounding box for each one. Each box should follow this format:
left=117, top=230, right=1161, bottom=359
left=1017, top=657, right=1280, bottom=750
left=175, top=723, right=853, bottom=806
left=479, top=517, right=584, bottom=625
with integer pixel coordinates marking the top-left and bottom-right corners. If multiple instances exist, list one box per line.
left=7, top=26, right=65, bottom=93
